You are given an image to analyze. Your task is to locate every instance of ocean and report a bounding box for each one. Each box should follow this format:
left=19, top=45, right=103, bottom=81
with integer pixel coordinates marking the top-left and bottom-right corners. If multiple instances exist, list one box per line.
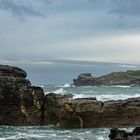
left=0, top=85, right=139, bottom=140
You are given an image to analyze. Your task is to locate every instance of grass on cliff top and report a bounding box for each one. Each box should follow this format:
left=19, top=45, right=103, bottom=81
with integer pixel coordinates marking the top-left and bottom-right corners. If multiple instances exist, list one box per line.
left=127, top=70, right=140, bottom=77
left=98, top=70, right=140, bottom=81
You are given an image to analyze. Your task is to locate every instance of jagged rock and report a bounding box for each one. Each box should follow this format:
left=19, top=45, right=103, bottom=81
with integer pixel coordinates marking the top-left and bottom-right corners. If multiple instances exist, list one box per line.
left=73, top=70, right=140, bottom=86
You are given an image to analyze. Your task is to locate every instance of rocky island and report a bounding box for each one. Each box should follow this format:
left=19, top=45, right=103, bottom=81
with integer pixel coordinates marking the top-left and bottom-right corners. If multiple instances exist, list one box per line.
left=0, top=64, right=140, bottom=134
left=73, top=70, right=140, bottom=86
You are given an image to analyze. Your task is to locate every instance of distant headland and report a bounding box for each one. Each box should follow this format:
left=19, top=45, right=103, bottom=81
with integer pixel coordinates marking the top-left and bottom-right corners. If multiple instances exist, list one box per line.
left=73, top=70, right=140, bottom=86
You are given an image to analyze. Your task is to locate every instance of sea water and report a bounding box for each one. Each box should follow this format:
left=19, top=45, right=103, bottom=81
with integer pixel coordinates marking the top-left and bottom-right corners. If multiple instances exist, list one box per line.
left=0, top=85, right=139, bottom=140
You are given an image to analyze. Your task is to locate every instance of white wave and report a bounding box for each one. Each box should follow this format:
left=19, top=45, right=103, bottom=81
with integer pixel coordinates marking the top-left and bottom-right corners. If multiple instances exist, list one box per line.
left=44, top=91, right=50, bottom=95
left=44, top=88, right=68, bottom=95
left=63, top=84, right=71, bottom=88
left=61, top=84, right=71, bottom=88
left=73, top=93, right=140, bottom=101
left=53, top=88, right=66, bottom=94
left=73, top=94, right=91, bottom=99
left=34, top=84, right=44, bottom=88
left=97, top=136, right=105, bottom=140
left=111, top=85, right=130, bottom=88
left=56, top=84, right=71, bottom=88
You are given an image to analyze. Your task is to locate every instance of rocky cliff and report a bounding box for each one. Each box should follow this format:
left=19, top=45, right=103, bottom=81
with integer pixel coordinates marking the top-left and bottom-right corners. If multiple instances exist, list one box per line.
left=0, top=64, right=140, bottom=130
left=0, top=65, right=44, bottom=125
left=73, top=70, right=140, bottom=86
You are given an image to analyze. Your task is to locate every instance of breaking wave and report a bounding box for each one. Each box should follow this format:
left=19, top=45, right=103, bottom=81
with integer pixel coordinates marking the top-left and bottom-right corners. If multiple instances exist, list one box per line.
left=60, top=84, right=71, bottom=88
left=53, top=88, right=67, bottom=94
left=73, top=93, right=140, bottom=101
left=110, top=85, right=131, bottom=88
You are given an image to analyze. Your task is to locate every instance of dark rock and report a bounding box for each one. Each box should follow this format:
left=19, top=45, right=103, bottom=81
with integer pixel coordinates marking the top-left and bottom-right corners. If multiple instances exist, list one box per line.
left=43, top=94, right=140, bottom=128
left=43, top=93, right=68, bottom=125
left=109, top=128, right=128, bottom=140
left=73, top=73, right=95, bottom=86
left=20, top=86, right=45, bottom=125
left=0, top=64, right=27, bottom=78
left=109, top=127, right=140, bottom=140
left=0, top=64, right=44, bottom=125
left=63, top=93, right=74, bottom=99
left=133, top=127, right=140, bottom=135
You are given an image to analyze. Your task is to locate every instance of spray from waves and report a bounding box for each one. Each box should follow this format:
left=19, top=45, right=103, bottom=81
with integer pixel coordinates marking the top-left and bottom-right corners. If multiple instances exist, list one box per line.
left=60, top=84, right=71, bottom=88
left=45, top=88, right=67, bottom=95
left=53, top=88, right=67, bottom=94
left=34, top=84, right=45, bottom=88
left=56, top=84, right=71, bottom=88
left=73, top=93, right=140, bottom=101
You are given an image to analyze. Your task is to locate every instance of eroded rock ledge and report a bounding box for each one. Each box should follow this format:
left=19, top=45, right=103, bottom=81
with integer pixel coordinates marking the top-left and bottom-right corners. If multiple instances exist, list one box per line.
left=0, top=64, right=140, bottom=129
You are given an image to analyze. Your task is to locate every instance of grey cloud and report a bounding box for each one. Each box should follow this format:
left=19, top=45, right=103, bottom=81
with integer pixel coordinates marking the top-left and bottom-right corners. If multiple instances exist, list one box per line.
left=0, top=0, right=45, bottom=17
left=110, top=0, right=140, bottom=17
left=88, top=0, right=140, bottom=17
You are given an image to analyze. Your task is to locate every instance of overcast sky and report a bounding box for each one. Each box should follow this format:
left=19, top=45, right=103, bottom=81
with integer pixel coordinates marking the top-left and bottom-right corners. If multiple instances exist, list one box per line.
left=0, top=0, right=140, bottom=64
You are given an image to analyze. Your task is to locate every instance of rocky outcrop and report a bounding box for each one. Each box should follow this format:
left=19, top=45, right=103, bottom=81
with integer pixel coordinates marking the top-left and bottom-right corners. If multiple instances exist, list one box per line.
left=109, top=127, right=140, bottom=140
left=0, top=65, right=45, bottom=125
left=0, top=65, right=31, bottom=125
left=43, top=94, right=140, bottom=128
left=73, top=70, right=140, bottom=86
left=0, top=64, right=140, bottom=130
left=73, top=73, right=95, bottom=86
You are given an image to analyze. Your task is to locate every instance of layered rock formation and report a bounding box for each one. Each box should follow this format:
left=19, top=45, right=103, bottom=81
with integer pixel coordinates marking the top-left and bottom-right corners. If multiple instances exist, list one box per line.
left=73, top=70, right=140, bottom=86
left=44, top=94, right=140, bottom=128
left=0, top=65, right=45, bottom=125
left=0, top=65, right=30, bottom=125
